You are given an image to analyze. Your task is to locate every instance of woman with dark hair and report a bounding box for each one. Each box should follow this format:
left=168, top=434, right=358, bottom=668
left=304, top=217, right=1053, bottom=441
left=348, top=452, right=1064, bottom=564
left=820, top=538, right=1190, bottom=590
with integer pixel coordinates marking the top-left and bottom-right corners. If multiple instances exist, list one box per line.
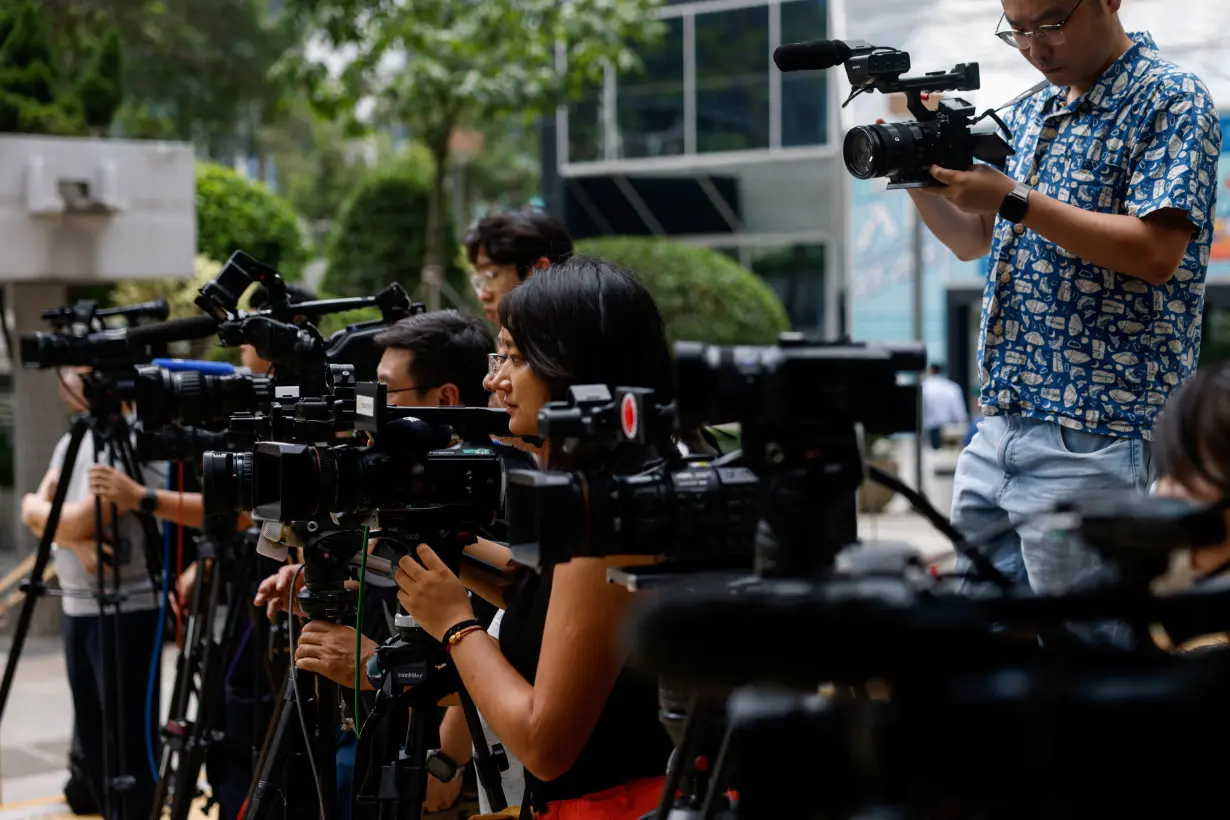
left=394, top=256, right=675, bottom=819
left=1152, top=362, right=1230, bottom=577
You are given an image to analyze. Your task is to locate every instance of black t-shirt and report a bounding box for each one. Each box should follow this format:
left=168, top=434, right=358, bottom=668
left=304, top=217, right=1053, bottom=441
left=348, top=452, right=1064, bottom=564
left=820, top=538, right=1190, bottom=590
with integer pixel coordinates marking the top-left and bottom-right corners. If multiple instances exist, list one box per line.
left=497, top=446, right=672, bottom=809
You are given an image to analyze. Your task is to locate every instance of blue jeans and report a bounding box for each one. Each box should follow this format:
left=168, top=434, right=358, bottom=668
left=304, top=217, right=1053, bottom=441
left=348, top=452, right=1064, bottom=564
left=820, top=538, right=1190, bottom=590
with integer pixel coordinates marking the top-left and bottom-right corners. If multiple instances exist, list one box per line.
left=951, top=414, right=1153, bottom=596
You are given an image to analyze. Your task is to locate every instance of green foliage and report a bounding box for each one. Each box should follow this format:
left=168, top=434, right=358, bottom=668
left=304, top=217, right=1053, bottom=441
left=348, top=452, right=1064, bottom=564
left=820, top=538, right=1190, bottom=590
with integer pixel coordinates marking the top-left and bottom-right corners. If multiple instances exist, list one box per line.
left=195, top=162, right=309, bottom=279
left=76, top=27, right=122, bottom=130
left=323, top=156, right=471, bottom=307
left=284, top=0, right=664, bottom=300
left=575, top=237, right=790, bottom=346
left=38, top=0, right=298, bottom=152
left=0, top=0, right=99, bottom=135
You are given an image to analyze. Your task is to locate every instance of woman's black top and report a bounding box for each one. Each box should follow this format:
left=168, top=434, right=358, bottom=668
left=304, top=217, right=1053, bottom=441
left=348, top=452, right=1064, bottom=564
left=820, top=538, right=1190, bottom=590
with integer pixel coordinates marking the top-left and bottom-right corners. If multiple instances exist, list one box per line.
left=498, top=446, right=673, bottom=810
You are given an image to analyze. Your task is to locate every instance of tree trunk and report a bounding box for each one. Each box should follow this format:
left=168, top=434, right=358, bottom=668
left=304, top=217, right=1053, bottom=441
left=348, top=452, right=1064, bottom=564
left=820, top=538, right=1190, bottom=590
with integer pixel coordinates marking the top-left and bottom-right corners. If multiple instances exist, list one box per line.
left=421, top=137, right=451, bottom=312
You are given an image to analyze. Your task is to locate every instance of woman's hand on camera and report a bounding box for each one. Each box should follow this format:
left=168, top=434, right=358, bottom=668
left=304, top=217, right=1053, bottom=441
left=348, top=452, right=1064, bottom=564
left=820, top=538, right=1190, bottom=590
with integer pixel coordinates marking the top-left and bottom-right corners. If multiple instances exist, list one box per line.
left=86, top=465, right=143, bottom=512
left=253, top=564, right=306, bottom=620
left=295, top=621, right=378, bottom=689
left=395, top=545, right=474, bottom=642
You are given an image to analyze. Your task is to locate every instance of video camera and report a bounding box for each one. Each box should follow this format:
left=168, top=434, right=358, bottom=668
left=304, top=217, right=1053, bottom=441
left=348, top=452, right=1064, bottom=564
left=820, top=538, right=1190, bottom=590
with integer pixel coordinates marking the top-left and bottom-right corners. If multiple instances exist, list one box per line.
left=20, top=298, right=220, bottom=371
left=774, top=38, right=1014, bottom=189
left=203, top=382, right=509, bottom=530
left=196, top=250, right=422, bottom=384
left=507, top=335, right=926, bottom=576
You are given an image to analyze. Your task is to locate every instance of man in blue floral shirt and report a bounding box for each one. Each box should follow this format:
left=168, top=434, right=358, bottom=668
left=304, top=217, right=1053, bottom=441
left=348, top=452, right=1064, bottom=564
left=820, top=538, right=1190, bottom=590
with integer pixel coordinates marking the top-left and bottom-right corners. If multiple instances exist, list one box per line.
left=907, top=0, right=1221, bottom=596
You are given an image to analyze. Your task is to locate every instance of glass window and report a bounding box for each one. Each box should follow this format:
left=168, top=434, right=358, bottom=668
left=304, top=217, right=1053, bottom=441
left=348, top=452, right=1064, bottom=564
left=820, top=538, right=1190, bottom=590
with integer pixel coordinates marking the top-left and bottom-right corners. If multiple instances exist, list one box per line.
left=750, top=244, right=826, bottom=332
left=695, top=6, right=770, bottom=153
left=616, top=18, right=685, bottom=159
left=780, top=0, right=828, bottom=147
left=1200, top=303, right=1230, bottom=366
left=567, top=77, right=604, bottom=163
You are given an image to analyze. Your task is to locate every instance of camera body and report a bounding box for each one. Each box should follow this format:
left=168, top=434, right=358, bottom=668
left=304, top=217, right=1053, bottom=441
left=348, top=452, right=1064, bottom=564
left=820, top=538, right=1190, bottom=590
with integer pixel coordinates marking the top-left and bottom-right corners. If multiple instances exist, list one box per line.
left=837, top=43, right=1014, bottom=189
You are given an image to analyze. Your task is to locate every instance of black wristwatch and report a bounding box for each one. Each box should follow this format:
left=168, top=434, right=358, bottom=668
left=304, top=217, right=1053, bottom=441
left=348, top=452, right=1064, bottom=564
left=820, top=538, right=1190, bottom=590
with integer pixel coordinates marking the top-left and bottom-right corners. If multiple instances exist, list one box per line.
left=139, top=488, right=158, bottom=514
left=999, top=181, right=1032, bottom=224
left=425, top=749, right=467, bottom=783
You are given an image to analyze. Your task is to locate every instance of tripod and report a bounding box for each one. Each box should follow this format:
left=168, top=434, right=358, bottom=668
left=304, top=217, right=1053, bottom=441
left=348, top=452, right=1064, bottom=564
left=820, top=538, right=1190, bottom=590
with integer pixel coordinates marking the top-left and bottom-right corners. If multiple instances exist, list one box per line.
left=0, top=393, right=165, bottom=820
left=353, top=616, right=508, bottom=820
left=244, top=527, right=365, bottom=820
left=352, top=530, right=509, bottom=820
left=150, top=518, right=280, bottom=820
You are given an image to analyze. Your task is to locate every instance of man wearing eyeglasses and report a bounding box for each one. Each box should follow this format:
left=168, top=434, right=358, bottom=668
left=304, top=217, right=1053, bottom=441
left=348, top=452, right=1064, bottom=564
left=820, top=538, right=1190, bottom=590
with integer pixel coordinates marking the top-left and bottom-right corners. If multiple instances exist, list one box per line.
left=906, top=0, right=1221, bottom=602
left=258, top=309, right=500, bottom=816
left=464, top=209, right=574, bottom=325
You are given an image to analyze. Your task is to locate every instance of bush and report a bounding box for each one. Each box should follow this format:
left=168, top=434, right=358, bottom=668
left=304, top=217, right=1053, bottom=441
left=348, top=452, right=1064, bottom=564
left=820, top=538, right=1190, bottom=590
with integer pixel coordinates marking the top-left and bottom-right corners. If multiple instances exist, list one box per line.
left=323, top=153, right=471, bottom=309
left=575, top=237, right=790, bottom=345
left=195, top=162, right=309, bottom=279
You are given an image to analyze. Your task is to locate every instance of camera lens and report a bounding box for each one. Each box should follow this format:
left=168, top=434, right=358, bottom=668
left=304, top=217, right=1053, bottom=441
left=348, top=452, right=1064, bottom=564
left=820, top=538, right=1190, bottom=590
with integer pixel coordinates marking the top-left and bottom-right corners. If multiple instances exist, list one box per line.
left=843, top=121, right=931, bottom=181
left=202, top=451, right=254, bottom=515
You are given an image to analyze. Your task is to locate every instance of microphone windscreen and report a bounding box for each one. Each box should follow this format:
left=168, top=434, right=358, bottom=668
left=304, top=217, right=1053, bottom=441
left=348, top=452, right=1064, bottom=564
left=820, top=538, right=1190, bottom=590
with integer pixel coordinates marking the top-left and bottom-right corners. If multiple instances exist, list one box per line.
left=773, top=39, right=852, bottom=72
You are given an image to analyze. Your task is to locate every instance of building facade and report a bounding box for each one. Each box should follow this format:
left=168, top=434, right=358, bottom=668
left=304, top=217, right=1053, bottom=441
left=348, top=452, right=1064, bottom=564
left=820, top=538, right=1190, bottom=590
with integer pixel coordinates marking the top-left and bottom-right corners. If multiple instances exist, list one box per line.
left=540, top=0, right=843, bottom=335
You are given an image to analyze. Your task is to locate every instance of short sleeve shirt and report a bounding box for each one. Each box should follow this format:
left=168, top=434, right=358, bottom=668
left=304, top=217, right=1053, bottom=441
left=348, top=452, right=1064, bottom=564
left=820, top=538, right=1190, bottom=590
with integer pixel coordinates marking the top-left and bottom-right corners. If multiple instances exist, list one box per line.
left=980, top=32, right=1221, bottom=439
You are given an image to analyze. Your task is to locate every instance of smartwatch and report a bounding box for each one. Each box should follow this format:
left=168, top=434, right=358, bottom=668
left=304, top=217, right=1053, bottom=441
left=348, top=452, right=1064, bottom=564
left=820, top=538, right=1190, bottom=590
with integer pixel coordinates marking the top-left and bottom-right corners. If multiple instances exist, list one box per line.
left=425, top=749, right=467, bottom=783
left=139, top=488, right=158, bottom=514
left=999, top=181, right=1032, bottom=224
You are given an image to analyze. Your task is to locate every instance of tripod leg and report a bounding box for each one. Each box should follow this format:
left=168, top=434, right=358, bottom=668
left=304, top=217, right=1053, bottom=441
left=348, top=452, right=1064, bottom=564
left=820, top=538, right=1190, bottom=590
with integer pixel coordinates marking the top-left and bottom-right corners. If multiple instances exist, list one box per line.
left=0, top=417, right=89, bottom=725
left=169, top=564, right=249, bottom=820
left=458, top=688, right=507, bottom=812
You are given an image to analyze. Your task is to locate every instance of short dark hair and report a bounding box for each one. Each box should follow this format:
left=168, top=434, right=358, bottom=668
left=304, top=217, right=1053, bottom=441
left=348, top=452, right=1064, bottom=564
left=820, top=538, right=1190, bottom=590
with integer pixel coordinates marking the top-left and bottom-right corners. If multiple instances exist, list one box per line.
left=373, top=310, right=494, bottom=406
left=464, top=209, right=573, bottom=280
left=1155, top=363, right=1230, bottom=494
left=248, top=282, right=318, bottom=310
left=498, top=254, right=674, bottom=406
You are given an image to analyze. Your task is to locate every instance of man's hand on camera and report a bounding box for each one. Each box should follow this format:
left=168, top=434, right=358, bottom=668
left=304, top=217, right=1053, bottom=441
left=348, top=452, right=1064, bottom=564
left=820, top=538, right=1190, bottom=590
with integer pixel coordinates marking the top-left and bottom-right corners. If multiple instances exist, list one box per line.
left=87, top=465, right=143, bottom=512
left=253, top=564, right=307, bottom=620
left=395, top=545, right=475, bottom=643
left=294, top=621, right=378, bottom=689
left=923, top=164, right=1016, bottom=215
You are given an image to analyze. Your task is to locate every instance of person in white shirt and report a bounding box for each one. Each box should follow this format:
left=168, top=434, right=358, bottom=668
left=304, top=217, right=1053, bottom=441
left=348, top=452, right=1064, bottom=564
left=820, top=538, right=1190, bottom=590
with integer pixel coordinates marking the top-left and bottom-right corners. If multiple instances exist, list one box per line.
left=921, top=364, right=969, bottom=450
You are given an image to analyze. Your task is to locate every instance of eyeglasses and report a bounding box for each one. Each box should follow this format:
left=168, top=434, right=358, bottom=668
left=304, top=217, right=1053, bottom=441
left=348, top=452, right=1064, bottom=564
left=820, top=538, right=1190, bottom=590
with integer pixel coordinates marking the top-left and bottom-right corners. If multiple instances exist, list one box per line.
left=471, top=267, right=511, bottom=293
left=995, top=0, right=1083, bottom=49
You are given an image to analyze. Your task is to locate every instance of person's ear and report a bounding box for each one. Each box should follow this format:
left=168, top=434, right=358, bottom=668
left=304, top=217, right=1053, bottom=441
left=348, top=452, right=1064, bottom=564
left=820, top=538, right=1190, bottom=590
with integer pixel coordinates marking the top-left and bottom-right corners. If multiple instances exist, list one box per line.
left=527, top=257, right=552, bottom=277
left=438, top=383, right=461, bottom=406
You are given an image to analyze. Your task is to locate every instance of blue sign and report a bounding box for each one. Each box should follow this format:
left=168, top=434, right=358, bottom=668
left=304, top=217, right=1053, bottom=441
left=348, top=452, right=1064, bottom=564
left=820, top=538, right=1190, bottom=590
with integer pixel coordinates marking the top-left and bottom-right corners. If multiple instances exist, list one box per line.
left=846, top=178, right=983, bottom=362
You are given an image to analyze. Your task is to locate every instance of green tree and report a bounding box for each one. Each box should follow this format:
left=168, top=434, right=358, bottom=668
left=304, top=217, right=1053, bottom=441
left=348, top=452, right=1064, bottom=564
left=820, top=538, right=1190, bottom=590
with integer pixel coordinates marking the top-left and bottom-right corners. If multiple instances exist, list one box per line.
left=323, top=152, right=470, bottom=307
left=39, top=0, right=297, bottom=153
left=195, top=162, right=310, bottom=278
left=576, top=237, right=790, bottom=345
left=284, top=0, right=663, bottom=310
left=0, top=0, right=122, bottom=135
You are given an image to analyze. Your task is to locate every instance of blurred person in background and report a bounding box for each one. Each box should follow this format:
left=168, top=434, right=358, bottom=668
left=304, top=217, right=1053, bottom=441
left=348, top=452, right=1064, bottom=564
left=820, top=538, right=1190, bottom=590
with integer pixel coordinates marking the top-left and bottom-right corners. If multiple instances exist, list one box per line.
left=922, top=363, right=968, bottom=450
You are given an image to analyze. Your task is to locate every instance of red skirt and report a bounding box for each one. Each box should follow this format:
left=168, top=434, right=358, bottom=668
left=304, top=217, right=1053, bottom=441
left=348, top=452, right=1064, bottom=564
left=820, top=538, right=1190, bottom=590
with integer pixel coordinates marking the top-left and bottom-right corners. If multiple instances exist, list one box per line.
left=536, top=776, right=667, bottom=820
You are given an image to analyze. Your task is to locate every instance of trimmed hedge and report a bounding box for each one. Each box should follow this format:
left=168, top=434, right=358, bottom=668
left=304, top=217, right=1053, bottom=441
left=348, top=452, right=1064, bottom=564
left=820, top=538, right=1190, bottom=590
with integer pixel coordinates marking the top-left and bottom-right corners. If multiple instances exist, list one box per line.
left=323, top=160, right=469, bottom=306
left=195, top=162, right=309, bottom=278
left=576, top=237, right=790, bottom=345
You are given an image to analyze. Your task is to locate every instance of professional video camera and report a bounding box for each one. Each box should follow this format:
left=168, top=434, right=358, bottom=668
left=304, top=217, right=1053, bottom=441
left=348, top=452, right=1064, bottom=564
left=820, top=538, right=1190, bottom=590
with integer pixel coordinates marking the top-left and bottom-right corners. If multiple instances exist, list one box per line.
left=508, top=334, right=926, bottom=576
left=506, top=384, right=760, bottom=572
left=629, top=488, right=1230, bottom=818
left=135, top=423, right=254, bottom=464
left=196, top=250, right=422, bottom=384
left=203, top=382, right=508, bottom=529
left=774, top=38, right=1014, bottom=189
left=20, top=298, right=220, bottom=370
